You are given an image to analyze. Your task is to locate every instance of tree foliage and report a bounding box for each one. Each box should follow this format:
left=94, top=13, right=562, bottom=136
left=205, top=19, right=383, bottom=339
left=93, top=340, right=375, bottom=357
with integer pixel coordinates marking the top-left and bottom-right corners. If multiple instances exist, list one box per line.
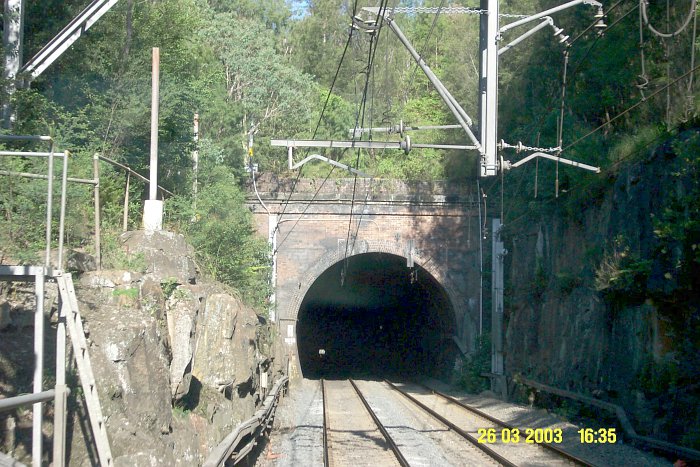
left=1, top=0, right=698, bottom=311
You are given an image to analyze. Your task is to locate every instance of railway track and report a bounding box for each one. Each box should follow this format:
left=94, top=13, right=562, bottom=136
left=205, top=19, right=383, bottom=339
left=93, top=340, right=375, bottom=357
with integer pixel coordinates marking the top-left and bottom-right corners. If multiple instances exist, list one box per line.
left=322, top=379, right=593, bottom=466
left=386, top=380, right=595, bottom=467
left=321, top=379, right=407, bottom=467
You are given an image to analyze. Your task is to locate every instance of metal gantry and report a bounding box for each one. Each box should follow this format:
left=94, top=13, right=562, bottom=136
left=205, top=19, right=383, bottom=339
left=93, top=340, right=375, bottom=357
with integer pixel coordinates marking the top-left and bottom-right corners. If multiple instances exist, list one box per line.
left=272, top=2, right=604, bottom=177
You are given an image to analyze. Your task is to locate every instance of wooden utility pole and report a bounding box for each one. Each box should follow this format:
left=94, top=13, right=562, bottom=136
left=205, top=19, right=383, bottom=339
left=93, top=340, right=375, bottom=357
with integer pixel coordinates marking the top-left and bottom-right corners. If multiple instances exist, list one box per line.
left=143, top=47, right=163, bottom=231
left=149, top=47, right=159, bottom=201
left=192, top=112, right=199, bottom=213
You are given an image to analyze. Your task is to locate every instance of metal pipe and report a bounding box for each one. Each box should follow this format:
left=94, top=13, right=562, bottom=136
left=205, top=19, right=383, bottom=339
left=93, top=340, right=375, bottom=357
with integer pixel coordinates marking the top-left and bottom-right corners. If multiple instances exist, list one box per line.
left=32, top=270, right=46, bottom=467
left=52, top=384, right=68, bottom=467
left=508, top=151, right=600, bottom=172
left=290, top=154, right=370, bottom=177
left=54, top=274, right=68, bottom=467
left=385, top=17, right=482, bottom=150
left=0, top=150, right=65, bottom=157
left=0, top=170, right=96, bottom=185
left=499, top=18, right=553, bottom=55
left=413, top=143, right=478, bottom=150
left=57, top=151, right=69, bottom=269
left=122, top=172, right=130, bottom=232
left=45, top=145, right=54, bottom=267
left=21, top=0, right=121, bottom=80
left=0, top=389, right=56, bottom=412
left=499, top=0, right=601, bottom=34
left=97, top=154, right=173, bottom=196
left=273, top=139, right=474, bottom=151
left=0, top=134, right=52, bottom=142
left=477, top=180, right=483, bottom=336
left=274, top=139, right=401, bottom=149
left=350, top=124, right=462, bottom=136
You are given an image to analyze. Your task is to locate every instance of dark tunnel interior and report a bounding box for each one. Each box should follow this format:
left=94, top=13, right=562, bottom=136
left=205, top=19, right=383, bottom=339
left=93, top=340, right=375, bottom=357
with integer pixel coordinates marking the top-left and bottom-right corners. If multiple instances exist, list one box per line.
left=297, top=253, right=457, bottom=379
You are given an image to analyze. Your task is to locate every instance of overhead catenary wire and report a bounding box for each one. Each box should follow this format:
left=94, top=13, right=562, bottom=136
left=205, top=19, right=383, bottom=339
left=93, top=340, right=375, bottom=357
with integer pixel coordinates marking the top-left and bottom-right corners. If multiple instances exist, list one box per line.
left=506, top=119, right=693, bottom=231
left=407, top=0, right=447, bottom=94
left=342, top=0, right=392, bottom=279
left=272, top=0, right=360, bottom=237
left=563, top=61, right=700, bottom=152
left=273, top=165, right=337, bottom=255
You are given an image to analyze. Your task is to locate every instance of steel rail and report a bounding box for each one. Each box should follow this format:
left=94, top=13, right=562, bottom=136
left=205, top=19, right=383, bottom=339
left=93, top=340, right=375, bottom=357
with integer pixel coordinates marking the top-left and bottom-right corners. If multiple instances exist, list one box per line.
left=420, top=383, right=594, bottom=466
left=322, top=379, right=329, bottom=467
left=385, top=380, right=516, bottom=467
left=348, top=379, right=410, bottom=467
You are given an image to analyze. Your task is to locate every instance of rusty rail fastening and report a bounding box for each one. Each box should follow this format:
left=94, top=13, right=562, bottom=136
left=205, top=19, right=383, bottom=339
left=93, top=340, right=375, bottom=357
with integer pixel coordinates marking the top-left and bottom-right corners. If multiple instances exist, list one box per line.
left=418, top=383, right=594, bottom=466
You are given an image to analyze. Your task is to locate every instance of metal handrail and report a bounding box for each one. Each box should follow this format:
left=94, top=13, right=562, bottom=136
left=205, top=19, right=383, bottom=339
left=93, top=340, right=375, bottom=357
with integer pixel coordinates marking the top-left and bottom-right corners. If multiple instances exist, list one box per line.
left=0, top=389, right=56, bottom=412
left=516, top=375, right=700, bottom=461
left=203, top=376, right=289, bottom=467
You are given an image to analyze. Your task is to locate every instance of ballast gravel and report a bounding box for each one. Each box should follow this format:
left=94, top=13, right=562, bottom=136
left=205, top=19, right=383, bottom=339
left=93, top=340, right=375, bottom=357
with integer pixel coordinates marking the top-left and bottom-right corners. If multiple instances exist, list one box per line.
left=257, top=377, right=673, bottom=467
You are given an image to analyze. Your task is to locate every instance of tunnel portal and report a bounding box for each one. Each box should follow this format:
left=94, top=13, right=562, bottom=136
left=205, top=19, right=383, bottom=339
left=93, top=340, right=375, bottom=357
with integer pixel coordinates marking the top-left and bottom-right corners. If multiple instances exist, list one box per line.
left=297, top=253, right=457, bottom=379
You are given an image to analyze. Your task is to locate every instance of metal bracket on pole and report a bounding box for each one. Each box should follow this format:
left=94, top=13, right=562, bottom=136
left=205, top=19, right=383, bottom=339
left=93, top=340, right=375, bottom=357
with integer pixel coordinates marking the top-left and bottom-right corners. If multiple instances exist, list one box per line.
left=21, top=0, right=121, bottom=81
left=362, top=7, right=482, bottom=152
left=291, top=153, right=370, bottom=178
left=506, top=151, right=600, bottom=173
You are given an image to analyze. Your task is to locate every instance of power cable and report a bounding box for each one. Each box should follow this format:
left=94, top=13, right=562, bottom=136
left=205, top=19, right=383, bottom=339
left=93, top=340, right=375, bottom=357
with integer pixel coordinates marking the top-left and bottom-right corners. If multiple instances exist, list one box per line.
left=506, top=121, right=688, bottom=230
left=641, top=0, right=697, bottom=38
left=569, top=0, right=627, bottom=46
left=568, top=3, right=640, bottom=80
left=342, top=0, right=391, bottom=276
left=407, top=0, right=447, bottom=94
left=273, top=165, right=337, bottom=254
left=272, top=0, right=359, bottom=236
left=563, top=62, right=700, bottom=152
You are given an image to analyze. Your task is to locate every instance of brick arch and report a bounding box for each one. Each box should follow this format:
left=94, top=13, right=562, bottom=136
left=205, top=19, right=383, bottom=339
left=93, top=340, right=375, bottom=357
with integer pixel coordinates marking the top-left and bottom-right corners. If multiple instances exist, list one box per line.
left=286, top=239, right=460, bottom=326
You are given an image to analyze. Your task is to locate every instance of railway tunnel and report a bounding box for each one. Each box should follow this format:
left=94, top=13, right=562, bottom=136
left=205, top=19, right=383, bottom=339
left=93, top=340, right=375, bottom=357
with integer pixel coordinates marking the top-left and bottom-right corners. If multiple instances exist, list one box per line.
left=296, top=252, right=457, bottom=379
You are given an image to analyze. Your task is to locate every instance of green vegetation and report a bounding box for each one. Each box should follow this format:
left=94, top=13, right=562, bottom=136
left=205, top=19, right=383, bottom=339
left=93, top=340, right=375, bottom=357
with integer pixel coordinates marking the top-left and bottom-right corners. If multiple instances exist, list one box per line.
left=112, top=287, right=139, bottom=300
left=455, top=334, right=490, bottom=394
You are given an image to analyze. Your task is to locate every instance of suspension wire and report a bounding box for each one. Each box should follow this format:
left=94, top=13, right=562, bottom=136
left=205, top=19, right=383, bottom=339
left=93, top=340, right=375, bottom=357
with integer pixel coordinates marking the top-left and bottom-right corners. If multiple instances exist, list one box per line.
left=687, top=1, right=698, bottom=119
left=273, top=0, right=359, bottom=236
left=666, top=0, right=671, bottom=127
left=638, top=0, right=649, bottom=98
left=273, top=166, right=337, bottom=255
left=563, top=62, right=700, bottom=152
left=342, top=0, right=390, bottom=278
left=569, top=3, right=639, bottom=80
left=407, top=0, right=447, bottom=94
left=641, top=0, right=697, bottom=38
left=555, top=50, right=570, bottom=198
left=507, top=119, right=691, bottom=230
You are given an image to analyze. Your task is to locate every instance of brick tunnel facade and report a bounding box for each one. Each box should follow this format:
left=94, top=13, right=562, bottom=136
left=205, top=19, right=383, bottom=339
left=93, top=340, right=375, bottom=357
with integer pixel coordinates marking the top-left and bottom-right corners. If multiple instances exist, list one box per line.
left=247, top=175, right=483, bottom=378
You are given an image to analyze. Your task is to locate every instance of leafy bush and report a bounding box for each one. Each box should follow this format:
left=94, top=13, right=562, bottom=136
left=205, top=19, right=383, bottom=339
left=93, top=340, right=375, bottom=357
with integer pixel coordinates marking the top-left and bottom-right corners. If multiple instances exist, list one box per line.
left=167, top=157, right=271, bottom=313
left=594, top=236, right=651, bottom=305
left=455, top=334, right=491, bottom=394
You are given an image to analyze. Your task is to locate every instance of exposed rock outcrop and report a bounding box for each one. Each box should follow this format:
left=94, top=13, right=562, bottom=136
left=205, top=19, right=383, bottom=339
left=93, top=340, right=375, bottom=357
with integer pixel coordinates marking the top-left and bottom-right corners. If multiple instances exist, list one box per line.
left=0, top=230, right=279, bottom=465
